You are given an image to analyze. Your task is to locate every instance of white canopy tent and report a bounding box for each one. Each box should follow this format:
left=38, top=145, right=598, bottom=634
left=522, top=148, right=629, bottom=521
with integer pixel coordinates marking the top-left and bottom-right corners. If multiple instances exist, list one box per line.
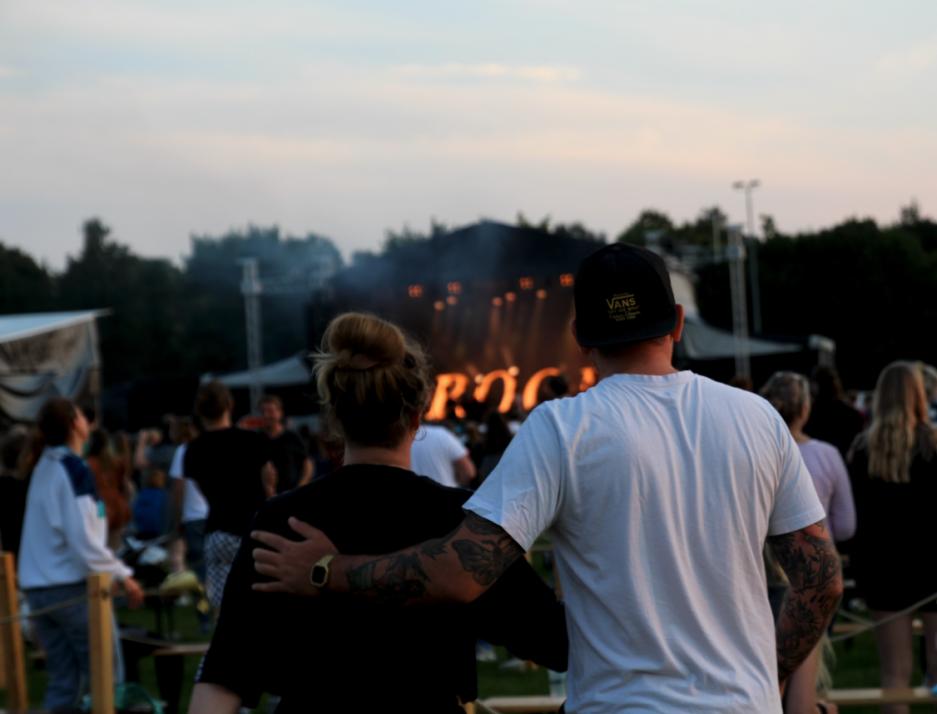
left=0, top=310, right=106, bottom=422
left=202, top=353, right=311, bottom=388
left=669, top=267, right=804, bottom=361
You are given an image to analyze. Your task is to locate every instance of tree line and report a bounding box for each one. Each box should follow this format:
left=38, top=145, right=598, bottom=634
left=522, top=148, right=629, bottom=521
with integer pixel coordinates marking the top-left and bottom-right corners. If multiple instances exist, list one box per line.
left=1, top=204, right=934, bottom=401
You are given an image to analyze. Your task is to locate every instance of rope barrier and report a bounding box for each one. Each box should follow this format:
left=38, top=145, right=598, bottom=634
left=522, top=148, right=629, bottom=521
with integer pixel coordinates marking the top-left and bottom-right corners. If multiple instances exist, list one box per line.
left=0, top=593, right=88, bottom=626
left=830, top=592, right=937, bottom=644
left=0, top=580, right=204, bottom=626
left=835, top=608, right=874, bottom=626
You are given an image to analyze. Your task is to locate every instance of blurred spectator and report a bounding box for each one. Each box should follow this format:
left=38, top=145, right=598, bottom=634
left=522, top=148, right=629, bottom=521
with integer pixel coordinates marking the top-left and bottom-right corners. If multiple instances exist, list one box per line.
left=86, top=429, right=132, bottom=550
left=184, top=381, right=275, bottom=609
left=0, top=427, right=29, bottom=555
left=168, top=417, right=210, bottom=630
left=761, top=371, right=853, bottom=714
left=540, top=374, right=569, bottom=403
left=411, top=422, right=476, bottom=488
left=132, top=416, right=178, bottom=482
left=805, top=366, right=865, bottom=458
left=111, top=431, right=135, bottom=500
left=761, top=372, right=856, bottom=542
left=132, top=468, right=170, bottom=539
left=18, top=397, right=143, bottom=711
left=260, top=395, right=313, bottom=493
left=919, top=362, right=937, bottom=422
left=729, top=374, right=754, bottom=391
left=849, top=361, right=937, bottom=706
left=478, top=412, right=514, bottom=483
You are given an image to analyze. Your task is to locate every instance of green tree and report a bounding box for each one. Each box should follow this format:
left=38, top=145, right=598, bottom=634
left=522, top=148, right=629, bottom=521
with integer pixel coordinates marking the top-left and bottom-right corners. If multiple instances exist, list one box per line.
left=0, top=242, right=55, bottom=313
left=617, top=209, right=674, bottom=246
left=58, top=219, right=187, bottom=385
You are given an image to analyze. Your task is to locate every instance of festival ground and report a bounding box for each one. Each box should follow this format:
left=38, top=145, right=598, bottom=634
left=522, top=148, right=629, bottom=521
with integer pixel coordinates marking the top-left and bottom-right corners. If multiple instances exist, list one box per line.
left=1, top=602, right=932, bottom=714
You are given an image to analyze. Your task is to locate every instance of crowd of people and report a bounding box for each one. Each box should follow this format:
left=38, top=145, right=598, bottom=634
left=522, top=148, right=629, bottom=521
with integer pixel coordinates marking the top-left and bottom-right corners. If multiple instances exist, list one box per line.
left=0, top=242, right=935, bottom=713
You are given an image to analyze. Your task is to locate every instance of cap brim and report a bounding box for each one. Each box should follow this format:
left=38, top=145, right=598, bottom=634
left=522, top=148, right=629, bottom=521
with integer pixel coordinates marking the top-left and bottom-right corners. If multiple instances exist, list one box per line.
left=575, top=315, right=678, bottom=348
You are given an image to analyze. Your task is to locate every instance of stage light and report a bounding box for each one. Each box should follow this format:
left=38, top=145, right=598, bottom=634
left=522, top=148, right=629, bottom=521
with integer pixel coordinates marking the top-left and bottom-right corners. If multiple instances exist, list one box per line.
left=505, top=292, right=517, bottom=303
left=519, top=276, right=534, bottom=290
left=508, top=365, right=520, bottom=377
left=491, top=296, right=503, bottom=307
left=447, top=281, right=462, bottom=295
left=560, top=273, right=574, bottom=287
left=408, top=284, right=423, bottom=298
left=454, top=405, right=467, bottom=419
left=433, top=300, right=445, bottom=311
left=446, top=295, right=458, bottom=306
left=536, top=289, right=547, bottom=300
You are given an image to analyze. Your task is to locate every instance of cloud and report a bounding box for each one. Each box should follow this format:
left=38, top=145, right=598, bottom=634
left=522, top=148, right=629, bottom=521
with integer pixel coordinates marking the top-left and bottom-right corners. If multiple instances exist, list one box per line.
left=0, top=66, right=21, bottom=79
left=391, top=63, right=581, bottom=83
left=874, top=39, right=937, bottom=77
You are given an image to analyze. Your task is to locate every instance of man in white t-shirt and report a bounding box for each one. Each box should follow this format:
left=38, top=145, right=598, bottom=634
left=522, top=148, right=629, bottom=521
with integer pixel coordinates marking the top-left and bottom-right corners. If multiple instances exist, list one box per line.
left=252, top=244, right=843, bottom=713
left=411, top=423, right=476, bottom=488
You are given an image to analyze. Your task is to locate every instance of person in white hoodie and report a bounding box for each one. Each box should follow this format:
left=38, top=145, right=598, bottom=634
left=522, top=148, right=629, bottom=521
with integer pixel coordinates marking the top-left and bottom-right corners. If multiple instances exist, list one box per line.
left=18, top=397, right=143, bottom=713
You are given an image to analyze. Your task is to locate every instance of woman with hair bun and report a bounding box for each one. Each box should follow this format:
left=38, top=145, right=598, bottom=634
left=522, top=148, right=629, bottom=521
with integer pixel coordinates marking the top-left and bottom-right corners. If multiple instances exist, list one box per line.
left=849, top=361, right=937, bottom=711
left=191, top=313, right=567, bottom=714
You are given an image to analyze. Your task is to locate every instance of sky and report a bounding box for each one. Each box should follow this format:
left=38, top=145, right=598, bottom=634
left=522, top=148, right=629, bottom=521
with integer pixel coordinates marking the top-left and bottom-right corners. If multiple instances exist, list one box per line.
left=2, top=1, right=936, bottom=268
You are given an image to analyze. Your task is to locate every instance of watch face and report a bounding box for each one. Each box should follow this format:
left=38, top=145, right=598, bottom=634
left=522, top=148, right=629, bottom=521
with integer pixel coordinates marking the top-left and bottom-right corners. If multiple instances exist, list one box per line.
left=311, top=564, right=327, bottom=587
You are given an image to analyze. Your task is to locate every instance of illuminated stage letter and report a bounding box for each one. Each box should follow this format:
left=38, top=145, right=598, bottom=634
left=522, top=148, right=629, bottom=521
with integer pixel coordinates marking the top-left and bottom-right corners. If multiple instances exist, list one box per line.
left=427, top=373, right=470, bottom=421
left=521, top=367, right=561, bottom=411
left=579, top=367, right=597, bottom=392
left=474, top=370, right=517, bottom=414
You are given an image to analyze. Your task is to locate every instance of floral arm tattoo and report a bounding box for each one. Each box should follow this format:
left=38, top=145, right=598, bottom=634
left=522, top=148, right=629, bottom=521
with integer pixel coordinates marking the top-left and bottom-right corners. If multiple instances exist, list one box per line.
left=344, top=512, right=525, bottom=606
left=767, top=520, right=844, bottom=682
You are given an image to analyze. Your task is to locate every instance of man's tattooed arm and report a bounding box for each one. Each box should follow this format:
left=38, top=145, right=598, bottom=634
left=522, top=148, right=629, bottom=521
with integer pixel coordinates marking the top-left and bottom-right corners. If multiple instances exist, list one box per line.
left=340, top=512, right=525, bottom=606
left=767, top=520, right=843, bottom=682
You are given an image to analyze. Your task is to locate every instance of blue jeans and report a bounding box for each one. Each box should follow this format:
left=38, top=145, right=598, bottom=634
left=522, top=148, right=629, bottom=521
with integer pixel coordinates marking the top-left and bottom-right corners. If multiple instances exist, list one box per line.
left=26, top=582, right=124, bottom=711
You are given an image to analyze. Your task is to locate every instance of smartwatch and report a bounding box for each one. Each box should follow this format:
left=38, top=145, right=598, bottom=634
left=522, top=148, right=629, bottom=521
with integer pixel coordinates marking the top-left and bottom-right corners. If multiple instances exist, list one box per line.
left=309, top=554, right=335, bottom=588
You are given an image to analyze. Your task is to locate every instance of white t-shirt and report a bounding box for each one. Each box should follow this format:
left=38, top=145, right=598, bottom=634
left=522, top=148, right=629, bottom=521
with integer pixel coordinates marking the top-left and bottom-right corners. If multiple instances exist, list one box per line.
left=169, top=444, right=209, bottom=523
left=410, top=424, right=468, bottom=488
left=465, top=371, right=824, bottom=714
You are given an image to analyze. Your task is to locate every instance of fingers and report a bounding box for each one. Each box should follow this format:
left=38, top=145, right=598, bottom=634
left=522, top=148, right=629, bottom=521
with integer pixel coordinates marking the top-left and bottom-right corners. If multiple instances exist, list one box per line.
left=253, top=562, right=283, bottom=578
left=252, top=547, right=282, bottom=565
left=287, top=517, right=320, bottom=539
left=251, top=530, right=292, bottom=551
left=252, top=581, right=289, bottom=593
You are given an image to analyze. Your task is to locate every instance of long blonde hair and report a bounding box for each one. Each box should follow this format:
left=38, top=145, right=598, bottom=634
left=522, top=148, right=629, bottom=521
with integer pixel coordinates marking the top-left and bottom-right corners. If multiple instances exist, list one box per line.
left=865, top=361, right=935, bottom=483
left=314, top=313, right=432, bottom=448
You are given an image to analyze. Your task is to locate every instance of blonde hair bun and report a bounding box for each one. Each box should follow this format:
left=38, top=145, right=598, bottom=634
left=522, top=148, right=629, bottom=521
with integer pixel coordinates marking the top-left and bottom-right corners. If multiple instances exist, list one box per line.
left=325, top=313, right=407, bottom=371
left=314, top=313, right=431, bottom=448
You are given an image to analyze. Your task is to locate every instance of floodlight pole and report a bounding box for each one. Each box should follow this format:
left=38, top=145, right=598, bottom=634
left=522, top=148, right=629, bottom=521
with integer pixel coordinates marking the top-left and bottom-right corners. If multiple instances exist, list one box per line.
left=240, top=258, right=264, bottom=413
left=732, top=179, right=762, bottom=334
left=711, top=211, right=724, bottom=262
left=727, top=225, right=751, bottom=380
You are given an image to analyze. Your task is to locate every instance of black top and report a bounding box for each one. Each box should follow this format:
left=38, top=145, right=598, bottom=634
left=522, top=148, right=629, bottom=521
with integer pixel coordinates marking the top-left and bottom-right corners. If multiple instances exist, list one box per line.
left=268, top=430, right=308, bottom=494
left=184, top=428, right=273, bottom=536
left=199, top=464, right=568, bottom=713
left=849, top=439, right=937, bottom=610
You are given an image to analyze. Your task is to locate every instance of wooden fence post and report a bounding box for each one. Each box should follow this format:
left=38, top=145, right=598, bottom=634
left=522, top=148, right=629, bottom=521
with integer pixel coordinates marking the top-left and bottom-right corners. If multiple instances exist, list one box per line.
left=87, top=573, right=114, bottom=714
left=0, top=551, right=28, bottom=712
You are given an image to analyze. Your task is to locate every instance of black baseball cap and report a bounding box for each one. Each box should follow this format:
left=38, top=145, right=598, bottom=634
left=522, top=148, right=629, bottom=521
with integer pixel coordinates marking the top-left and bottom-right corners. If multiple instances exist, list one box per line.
left=573, top=243, right=677, bottom=347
